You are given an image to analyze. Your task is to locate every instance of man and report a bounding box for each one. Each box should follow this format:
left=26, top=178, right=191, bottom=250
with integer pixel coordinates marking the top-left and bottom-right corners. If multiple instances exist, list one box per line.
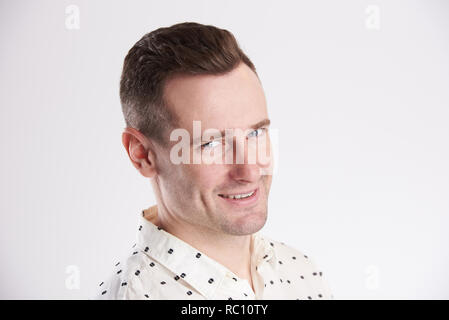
left=94, top=22, right=333, bottom=300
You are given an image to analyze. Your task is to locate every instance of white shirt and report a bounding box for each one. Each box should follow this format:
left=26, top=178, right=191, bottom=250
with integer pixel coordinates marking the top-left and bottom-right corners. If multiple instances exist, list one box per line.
left=93, top=205, right=334, bottom=300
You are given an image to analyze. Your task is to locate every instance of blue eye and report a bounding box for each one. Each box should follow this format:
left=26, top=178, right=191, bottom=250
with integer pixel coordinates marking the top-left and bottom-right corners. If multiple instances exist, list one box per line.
left=248, top=128, right=266, bottom=138
left=201, top=140, right=221, bottom=149
left=201, top=128, right=267, bottom=149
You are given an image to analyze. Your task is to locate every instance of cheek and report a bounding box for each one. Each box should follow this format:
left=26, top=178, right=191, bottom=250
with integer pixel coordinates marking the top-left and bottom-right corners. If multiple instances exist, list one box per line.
left=160, top=162, right=195, bottom=199
left=192, top=165, right=227, bottom=195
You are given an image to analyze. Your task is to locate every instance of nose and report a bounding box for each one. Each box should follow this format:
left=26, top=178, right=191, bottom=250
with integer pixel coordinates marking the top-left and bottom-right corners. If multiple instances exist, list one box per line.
left=227, top=135, right=268, bottom=183
left=229, top=162, right=261, bottom=183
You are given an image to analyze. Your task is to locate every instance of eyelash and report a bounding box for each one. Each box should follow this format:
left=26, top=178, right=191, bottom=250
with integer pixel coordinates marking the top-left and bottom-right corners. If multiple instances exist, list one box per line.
left=200, top=128, right=267, bottom=149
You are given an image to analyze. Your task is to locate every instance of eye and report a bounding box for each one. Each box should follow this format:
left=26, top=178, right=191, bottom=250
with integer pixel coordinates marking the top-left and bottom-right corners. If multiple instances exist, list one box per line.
left=201, top=140, right=222, bottom=149
left=248, top=128, right=267, bottom=138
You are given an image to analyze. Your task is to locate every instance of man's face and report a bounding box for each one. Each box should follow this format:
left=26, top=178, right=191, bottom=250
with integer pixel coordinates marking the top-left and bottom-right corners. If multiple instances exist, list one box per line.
left=154, top=62, right=273, bottom=236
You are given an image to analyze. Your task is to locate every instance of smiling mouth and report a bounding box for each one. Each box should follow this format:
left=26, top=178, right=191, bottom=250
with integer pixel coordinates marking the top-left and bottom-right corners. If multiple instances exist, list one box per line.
left=218, top=189, right=257, bottom=200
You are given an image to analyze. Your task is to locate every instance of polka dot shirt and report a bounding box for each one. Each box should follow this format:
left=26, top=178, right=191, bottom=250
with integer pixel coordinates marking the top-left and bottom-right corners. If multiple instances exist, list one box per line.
left=93, top=205, right=334, bottom=300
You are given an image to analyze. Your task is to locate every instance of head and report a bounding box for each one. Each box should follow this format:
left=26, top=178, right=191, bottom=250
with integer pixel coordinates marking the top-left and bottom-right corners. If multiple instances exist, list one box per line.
left=121, top=22, right=273, bottom=236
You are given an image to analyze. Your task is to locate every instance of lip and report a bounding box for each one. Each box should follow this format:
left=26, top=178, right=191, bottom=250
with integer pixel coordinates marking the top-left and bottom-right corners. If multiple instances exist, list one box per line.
left=218, top=187, right=260, bottom=207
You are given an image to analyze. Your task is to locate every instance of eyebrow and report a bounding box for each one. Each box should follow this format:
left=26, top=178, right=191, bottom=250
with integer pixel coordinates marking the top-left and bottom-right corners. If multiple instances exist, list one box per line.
left=192, top=118, right=271, bottom=145
left=249, top=118, right=271, bottom=130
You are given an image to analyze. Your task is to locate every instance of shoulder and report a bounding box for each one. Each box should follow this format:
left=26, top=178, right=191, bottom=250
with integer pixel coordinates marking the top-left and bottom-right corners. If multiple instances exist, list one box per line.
left=91, top=248, right=151, bottom=300
left=263, top=235, right=315, bottom=268
left=260, top=234, right=335, bottom=299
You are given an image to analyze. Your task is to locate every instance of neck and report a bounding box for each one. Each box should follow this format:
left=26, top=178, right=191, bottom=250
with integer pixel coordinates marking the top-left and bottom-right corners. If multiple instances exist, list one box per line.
left=146, top=203, right=253, bottom=281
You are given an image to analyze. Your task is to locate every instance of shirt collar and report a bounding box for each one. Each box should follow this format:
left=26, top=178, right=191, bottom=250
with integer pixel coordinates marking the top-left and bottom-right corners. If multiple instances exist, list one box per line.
left=136, top=205, right=278, bottom=299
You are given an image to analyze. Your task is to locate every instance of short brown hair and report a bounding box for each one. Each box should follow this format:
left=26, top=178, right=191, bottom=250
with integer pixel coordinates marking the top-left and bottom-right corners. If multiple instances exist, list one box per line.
left=119, top=22, right=258, bottom=145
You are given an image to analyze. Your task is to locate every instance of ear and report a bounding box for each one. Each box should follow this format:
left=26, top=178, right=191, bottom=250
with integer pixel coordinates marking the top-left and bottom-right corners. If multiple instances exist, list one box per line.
left=122, top=127, right=158, bottom=179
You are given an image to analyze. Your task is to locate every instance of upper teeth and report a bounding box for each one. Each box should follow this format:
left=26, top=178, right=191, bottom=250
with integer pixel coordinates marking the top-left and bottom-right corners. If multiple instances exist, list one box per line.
left=221, top=190, right=255, bottom=199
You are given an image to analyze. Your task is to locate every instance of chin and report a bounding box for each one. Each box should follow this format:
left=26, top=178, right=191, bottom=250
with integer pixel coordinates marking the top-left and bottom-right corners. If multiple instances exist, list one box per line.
left=224, top=207, right=268, bottom=236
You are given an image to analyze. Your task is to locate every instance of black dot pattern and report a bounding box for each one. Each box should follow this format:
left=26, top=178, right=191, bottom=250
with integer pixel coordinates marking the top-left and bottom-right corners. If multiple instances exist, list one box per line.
left=94, top=208, right=333, bottom=300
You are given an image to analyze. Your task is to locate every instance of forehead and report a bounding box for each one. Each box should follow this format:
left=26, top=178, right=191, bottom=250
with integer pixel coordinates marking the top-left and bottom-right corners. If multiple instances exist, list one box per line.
left=163, top=63, right=268, bottom=131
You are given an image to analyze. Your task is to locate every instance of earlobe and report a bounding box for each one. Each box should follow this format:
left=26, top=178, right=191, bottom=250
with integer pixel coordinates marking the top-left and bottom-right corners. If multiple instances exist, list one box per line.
left=136, top=143, right=158, bottom=178
left=143, top=150, right=158, bottom=178
left=121, top=127, right=158, bottom=178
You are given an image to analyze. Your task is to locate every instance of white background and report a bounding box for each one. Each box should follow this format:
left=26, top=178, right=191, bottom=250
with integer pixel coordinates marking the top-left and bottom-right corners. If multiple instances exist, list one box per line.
left=1, top=0, right=448, bottom=299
